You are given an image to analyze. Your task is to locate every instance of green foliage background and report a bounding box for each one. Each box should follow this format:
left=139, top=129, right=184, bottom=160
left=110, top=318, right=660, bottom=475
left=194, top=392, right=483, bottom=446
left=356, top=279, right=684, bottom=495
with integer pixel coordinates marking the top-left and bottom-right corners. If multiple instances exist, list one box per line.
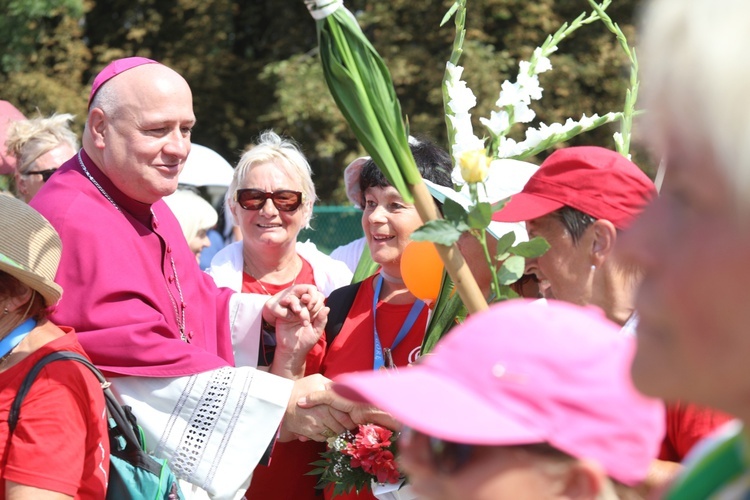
left=0, top=0, right=650, bottom=203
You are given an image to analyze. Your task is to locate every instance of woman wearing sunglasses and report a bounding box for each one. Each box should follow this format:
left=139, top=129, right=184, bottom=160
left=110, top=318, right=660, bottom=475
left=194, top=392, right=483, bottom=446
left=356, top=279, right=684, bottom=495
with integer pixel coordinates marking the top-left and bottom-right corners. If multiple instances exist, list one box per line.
left=332, top=299, right=665, bottom=500
left=207, top=129, right=352, bottom=500
left=5, top=113, right=78, bottom=203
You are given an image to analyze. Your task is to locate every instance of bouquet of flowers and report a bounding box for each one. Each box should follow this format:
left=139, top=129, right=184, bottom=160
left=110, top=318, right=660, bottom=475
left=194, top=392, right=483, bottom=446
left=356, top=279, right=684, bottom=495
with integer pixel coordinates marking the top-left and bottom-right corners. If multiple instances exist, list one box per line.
left=309, top=424, right=403, bottom=497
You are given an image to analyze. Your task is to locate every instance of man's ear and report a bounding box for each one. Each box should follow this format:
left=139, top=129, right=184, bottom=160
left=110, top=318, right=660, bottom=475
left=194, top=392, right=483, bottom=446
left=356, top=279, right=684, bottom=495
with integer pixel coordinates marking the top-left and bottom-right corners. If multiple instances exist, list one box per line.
left=590, top=219, right=618, bottom=268
left=88, top=108, right=108, bottom=148
left=559, top=458, right=609, bottom=500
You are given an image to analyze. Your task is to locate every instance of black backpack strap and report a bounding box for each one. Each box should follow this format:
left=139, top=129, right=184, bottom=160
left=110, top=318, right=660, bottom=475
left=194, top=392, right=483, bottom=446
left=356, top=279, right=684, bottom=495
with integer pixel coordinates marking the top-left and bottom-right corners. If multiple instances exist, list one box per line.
left=325, top=281, right=363, bottom=347
left=8, top=351, right=105, bottom=434
left=9, top=351, right=145, bottom=458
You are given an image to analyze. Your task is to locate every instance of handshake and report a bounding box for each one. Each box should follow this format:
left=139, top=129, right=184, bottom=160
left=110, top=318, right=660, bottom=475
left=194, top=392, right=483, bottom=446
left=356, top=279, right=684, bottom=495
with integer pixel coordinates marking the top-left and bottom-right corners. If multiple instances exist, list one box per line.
left=261, top=284, right=398, bottom=442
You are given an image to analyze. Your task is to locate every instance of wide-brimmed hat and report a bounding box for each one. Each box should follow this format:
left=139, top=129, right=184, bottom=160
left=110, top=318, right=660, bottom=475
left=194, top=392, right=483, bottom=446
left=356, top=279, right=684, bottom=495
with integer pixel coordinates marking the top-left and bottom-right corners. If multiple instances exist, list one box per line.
left=492, top=146, right=656, bottom=229
left=333, top=299, right=665, bottom=486
left=0, top=194, right=63, bottom=306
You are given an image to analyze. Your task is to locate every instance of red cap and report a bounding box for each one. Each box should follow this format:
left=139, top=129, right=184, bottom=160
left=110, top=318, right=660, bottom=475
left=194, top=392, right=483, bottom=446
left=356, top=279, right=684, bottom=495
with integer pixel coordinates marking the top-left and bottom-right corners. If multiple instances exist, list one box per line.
left=492, top=146, right=656, bottom=229
left=88, top=57, right=160, bottom=109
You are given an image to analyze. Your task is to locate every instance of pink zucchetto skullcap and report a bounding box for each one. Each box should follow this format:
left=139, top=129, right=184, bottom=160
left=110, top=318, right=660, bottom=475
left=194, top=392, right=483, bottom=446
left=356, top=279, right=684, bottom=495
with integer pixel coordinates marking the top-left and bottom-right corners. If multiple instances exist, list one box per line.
left=88, top=57, right=160, bottom=109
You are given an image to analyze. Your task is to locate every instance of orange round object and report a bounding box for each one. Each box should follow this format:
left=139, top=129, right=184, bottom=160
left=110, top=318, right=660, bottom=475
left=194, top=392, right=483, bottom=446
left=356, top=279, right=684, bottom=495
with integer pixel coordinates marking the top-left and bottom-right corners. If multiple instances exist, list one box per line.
left=401, top=240, right=444, bottom=304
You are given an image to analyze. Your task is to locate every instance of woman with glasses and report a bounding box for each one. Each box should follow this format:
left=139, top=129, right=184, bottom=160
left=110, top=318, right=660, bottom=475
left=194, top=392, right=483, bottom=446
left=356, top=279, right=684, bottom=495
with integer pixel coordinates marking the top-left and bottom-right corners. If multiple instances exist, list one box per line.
left=332, top=299, right=665, bottom=500
left=207, top=129, right=352, bottom=500
left=5, top=113, right=78, bottom=203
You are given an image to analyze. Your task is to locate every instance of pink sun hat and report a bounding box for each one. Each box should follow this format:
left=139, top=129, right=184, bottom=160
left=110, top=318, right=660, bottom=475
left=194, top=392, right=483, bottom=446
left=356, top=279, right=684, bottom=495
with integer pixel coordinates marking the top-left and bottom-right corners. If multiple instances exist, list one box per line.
left=88, top=57, right=160, bottom=109
left=333, top=299, right=665, bottom=486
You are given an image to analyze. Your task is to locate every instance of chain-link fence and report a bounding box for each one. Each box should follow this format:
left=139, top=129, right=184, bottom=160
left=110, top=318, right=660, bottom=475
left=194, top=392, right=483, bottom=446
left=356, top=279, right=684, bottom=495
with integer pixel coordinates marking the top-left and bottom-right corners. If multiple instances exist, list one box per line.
left=299, top=205, right=363, bottom=255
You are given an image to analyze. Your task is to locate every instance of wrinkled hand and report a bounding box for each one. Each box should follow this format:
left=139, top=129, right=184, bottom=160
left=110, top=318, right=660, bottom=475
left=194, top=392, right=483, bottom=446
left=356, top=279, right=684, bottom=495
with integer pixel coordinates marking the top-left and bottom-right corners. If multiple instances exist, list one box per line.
left=297, top=387, right=400, bottom=433
left=279, top=374, right=351, bottom=442
left=263, top=284, right=326, bottom=328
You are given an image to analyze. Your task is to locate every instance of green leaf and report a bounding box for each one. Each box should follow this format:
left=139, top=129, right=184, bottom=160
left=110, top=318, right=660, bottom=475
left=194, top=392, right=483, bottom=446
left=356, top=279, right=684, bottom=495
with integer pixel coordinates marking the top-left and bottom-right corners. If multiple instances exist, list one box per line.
left=467, top=202, right=492, bottom=229
left=495, top=284, right=520, bottom=301
left=441, top=2, right=460, bottom=27
left=494, top=231, right=516, bottom=258
left=352, top=241, right=379, bottom=284
left=510, top=237, right=550, bottom=258
left=411, top=219, right=465, bottom=246
left=421, top=271, right=467, bottom=354
left=442, top=197, right=468, bottom=224
left=490, top=196, right=511, bottom=213
left=497, top=255, right=525, bottom=285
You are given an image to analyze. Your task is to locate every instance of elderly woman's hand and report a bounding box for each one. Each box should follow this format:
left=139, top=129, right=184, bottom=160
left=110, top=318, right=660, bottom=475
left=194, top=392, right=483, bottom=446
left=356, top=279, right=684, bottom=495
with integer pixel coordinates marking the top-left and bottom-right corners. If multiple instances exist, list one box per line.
left=271, top=304, right=329, bottom=379
left=263, top=284, right=326, bottom=327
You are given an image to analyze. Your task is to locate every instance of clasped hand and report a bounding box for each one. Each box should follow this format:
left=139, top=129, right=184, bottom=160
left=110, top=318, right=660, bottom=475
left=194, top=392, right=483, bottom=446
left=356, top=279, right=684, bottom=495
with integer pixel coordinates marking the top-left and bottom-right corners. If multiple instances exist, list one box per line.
left=279, top=376, right=399, bottom=442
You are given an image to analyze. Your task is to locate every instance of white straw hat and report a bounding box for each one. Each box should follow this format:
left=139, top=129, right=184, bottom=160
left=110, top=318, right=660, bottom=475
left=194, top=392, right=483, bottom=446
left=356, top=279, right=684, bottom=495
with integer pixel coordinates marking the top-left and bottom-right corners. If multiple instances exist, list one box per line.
left=0, top=194, right=63, bottom=306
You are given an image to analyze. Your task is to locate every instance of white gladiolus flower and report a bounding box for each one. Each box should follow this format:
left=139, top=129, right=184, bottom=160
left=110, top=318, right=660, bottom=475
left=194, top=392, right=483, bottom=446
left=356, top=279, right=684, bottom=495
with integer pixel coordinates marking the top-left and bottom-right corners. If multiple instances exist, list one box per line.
left=497, top=137, right=523, bottom=158
left=479, top=110, right=510, bottom=135
left=513, top=101, right=536, bottom=124
left=445, top=61, right=464, bottom=84
left=533, top=48, right=553, bottom=73
left=517, top=73, right=543, bottom=101
left=577, top=113, right=600, bottom=128
left=447, top=80, right=477, bottom=114
left=496, top=81, right=528, bottom=107
left=613, top=131, right=624, bottom=150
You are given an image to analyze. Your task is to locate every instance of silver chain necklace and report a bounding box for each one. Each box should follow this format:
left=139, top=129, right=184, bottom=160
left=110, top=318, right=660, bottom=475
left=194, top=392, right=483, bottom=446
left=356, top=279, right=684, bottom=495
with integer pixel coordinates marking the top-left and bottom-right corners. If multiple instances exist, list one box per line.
left=77, top=150, right=188, bottom=342
left=243, top=259, right=298, bottom=296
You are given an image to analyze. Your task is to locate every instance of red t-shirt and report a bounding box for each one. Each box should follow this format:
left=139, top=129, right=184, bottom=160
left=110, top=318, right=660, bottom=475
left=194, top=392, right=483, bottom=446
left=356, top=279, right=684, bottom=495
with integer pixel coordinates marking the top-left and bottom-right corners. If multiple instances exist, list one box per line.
left=322, top=274, right=427, bottom=378
left=0, top=329, right=109, bottom=499
left=320, top=274, right=429, bottom=500
left=244, top=257, right=329, bottom=500
left=659, top=401, right=734, bottom=462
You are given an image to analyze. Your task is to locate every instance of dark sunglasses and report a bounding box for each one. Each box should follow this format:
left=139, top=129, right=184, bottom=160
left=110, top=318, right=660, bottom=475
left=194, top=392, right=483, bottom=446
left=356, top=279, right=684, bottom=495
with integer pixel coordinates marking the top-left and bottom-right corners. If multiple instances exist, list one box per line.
left=402, top=427, right=475, bottom=474
left=25, top=168, right=58, bottom=182
left=234, top=189, right=305, bottom=212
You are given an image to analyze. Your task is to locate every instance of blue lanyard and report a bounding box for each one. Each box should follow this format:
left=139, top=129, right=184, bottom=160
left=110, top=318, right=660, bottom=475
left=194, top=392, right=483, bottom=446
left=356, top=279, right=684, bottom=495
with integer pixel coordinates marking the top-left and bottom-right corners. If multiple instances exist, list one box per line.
left=0, top=318, right=36, bottom=359
left=372, top=274, right=425, bottom=370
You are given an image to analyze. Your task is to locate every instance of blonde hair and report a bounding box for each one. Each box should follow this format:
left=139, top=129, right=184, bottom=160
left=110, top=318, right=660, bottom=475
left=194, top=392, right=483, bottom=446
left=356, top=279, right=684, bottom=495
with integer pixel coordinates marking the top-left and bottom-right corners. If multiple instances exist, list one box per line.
left=227, top=130, right=317, bottom=228
left=639, top=0, right=750, bottom=205
left=5, top=113, right=79, bottom=175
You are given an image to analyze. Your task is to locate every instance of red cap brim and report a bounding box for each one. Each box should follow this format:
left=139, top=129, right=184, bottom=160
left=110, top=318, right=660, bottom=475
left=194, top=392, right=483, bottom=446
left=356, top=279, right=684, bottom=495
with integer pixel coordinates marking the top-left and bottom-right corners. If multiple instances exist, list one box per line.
left=492, top=192, right=564, bottom=223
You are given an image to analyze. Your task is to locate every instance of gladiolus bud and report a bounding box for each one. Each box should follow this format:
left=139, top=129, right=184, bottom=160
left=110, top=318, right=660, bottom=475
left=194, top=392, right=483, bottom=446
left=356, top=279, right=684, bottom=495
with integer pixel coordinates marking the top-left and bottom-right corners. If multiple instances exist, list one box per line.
left=459, top=149, right=490, bottom=183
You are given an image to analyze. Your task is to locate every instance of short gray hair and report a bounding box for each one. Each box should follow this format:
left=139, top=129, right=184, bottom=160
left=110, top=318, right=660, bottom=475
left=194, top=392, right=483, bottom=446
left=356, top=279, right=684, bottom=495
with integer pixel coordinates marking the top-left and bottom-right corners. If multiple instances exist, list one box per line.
left=227, top=130, right=317, bottom=228
left=640, top=0, right=750, bottom=205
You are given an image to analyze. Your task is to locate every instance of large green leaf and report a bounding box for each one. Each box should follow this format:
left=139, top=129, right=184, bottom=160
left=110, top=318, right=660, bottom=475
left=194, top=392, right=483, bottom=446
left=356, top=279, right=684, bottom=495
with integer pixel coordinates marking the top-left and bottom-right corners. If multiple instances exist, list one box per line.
left=510, top=237, right=550, bottom=258
left=411, top=219, right=466, bottom=246
left=497, top=255, right=525, bottom=285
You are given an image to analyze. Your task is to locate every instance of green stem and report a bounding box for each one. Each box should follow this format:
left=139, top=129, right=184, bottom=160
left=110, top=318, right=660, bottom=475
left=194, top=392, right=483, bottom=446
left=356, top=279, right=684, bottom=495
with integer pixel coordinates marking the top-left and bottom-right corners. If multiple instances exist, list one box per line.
left=442, top=0, right=468, bottom=157
left=586, top=0, right=638, bottom=157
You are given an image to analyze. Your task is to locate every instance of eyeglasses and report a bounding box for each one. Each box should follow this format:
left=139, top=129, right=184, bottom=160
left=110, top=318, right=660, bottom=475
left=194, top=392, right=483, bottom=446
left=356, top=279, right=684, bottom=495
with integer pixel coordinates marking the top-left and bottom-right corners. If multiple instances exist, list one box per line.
left=23, top=168, right=58, bottom=182
left=401, top=427, right=475, bottom=474
left=234, top=189, right=305, bottom=212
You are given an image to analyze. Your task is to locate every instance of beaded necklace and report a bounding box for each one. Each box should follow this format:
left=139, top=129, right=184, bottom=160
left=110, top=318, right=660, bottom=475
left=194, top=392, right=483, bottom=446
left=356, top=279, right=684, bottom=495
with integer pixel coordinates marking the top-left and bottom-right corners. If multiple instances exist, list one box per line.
left=77, top=150, right=188, bottom=342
